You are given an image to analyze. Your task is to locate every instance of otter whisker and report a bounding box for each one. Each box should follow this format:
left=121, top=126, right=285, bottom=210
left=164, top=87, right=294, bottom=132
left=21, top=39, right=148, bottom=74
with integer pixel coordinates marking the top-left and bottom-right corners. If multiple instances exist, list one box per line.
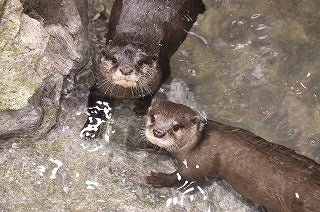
left=144, top=85, right=153, bottom=96
left=139, top=125, right=149, bottom=142
left=133, top=87, right=139, bottom=98
left=140, top=86, right=146, bottom=98
left=98, top=81, right=114, bottom=97
left=142, top=85, right=153, bottom=97
left=108, top=83, right=116, bottom=98
left=136, top=85, right=143, bottom=98
left=130, top=87, right=134, bottom=97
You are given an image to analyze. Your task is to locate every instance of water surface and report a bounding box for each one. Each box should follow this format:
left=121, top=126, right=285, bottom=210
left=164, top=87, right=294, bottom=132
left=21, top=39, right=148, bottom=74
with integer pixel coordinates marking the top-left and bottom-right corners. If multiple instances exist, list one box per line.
left=170, top=0, right=320, bottom=162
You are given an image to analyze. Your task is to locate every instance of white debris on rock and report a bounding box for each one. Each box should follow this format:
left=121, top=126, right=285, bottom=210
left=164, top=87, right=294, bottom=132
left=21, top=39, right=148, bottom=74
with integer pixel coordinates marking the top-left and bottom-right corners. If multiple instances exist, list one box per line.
left=86, top=180, right=99, bottom=190
left=80, top=101, right=113, bottom=139
left=180, top=187, right=195, bottom=206
left=88, top=145, right=104, bottom=152
left=37, top=165, right=46, bottom=176
left=49, top=158, right=63, bottom=180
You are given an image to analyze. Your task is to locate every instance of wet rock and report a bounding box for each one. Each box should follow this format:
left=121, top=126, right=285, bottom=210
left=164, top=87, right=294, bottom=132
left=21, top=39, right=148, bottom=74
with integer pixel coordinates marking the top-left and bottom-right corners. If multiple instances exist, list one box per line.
left=0, top=0, right=50, bottom=111
left=0, top=0, right=89, bottom=139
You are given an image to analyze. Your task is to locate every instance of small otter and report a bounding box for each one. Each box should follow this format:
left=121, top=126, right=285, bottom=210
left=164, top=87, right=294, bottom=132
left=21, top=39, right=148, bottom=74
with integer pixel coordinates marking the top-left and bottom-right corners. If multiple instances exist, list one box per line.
left=97, top=0, right=205, bottom=100
left=145, top=100, right=320, bottom=211
left=81, top=0, right=205, bottom=139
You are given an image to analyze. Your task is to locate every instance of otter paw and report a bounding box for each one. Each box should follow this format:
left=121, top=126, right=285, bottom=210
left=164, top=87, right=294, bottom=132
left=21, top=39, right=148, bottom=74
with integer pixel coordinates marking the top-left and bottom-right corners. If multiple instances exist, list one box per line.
left=146, top=172, right=167, bottom=188
left=146, top=171, right=177, bottom=188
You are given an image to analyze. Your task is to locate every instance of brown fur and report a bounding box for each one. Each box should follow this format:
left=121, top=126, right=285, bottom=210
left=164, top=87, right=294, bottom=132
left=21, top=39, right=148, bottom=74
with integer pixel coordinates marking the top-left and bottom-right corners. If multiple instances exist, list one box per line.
left=145, top=100, right=320, bottom=212
left=80, top=0, right=205, bottom=139
left=95, top=0, right=205, bottom=99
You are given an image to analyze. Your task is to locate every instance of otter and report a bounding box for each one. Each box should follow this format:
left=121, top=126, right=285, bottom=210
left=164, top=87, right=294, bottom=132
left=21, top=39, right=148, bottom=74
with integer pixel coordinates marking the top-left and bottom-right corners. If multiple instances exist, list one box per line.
left=144, top=99, right=320, bottom=211
left=81, top=0, right=205, bottom=139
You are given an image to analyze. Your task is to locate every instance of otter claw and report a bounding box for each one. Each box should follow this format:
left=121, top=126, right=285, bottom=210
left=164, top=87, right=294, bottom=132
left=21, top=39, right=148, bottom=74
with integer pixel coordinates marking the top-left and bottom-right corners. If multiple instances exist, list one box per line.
left=146, top=172, right=166, bottom=188
left=146, top=171, right=178, bottom=188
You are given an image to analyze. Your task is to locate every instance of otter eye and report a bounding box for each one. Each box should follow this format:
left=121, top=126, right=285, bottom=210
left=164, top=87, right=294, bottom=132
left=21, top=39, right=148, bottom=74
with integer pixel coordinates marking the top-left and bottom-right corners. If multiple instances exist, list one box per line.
left=111, top=57, right=118, bottom=64
left=150, top=115, right=155, bottom=123
left=172, top=124, right=180, bottom=132
left=137, top=60, right=144, bottom=66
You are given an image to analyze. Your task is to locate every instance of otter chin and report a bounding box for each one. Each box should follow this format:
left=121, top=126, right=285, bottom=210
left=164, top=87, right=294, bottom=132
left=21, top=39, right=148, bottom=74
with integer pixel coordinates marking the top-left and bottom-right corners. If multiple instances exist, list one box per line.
left=113, top=80, right=137, bottom=88
left=144, top=99, right=320, bottom=212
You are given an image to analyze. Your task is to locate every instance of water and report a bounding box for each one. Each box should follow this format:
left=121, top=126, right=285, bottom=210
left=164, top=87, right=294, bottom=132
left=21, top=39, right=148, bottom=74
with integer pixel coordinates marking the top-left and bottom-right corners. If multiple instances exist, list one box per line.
left=170, top=0, right=320, bottom=162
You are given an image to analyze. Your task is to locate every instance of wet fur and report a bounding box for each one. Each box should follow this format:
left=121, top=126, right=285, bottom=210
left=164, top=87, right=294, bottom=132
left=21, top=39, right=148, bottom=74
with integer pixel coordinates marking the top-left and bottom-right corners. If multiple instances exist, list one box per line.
left=81, top=0, right=205, bottom=139
left=95, top=0, right=205, bottom=99
left=145, top=100, right=320, bottom=212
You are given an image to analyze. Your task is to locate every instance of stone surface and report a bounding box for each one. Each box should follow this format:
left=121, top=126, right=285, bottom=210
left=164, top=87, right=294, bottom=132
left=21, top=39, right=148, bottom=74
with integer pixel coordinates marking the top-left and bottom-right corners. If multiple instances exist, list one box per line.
left=0, top=0, right=89, bottom=139
left=0, top=0, right=50, bottom=111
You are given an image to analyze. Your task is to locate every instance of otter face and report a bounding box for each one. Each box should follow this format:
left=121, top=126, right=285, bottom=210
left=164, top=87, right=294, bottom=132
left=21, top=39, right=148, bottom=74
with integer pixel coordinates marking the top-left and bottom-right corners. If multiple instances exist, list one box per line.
left=144, top=100, right=206, bottom=152
left=95, top=44, right=160, bottom=99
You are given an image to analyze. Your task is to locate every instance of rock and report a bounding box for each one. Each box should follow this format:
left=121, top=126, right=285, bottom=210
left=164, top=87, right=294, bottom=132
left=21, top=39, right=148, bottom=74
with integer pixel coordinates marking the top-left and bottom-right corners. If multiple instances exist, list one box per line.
left=0, top=0, right=89, bottom=139
left=0, top=0, right=50, bottom=111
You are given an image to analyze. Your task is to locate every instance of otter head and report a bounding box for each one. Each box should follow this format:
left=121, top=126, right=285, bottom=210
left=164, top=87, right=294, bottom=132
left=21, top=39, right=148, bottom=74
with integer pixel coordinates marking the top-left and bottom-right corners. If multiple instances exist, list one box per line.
left=145, top=99, right=207, bottom=153
left=95, top=43, right=160, bottom=99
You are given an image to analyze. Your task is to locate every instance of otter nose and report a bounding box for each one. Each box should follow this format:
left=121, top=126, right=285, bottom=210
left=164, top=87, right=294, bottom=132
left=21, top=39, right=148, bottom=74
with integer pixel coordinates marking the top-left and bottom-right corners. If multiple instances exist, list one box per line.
left=153, top=128, right=166, bottom=138
left=120, top=66, right=133, bottom=76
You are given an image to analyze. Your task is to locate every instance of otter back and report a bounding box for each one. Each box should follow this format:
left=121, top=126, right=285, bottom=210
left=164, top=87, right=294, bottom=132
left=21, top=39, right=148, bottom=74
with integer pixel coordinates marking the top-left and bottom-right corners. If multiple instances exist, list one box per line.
left=145, top=100, right=320, bottom=211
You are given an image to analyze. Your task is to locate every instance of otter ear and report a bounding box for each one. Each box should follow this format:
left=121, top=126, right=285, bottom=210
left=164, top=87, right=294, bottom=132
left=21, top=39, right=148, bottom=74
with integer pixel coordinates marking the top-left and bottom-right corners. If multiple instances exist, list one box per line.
left=190, top=114, right=207, bottom=131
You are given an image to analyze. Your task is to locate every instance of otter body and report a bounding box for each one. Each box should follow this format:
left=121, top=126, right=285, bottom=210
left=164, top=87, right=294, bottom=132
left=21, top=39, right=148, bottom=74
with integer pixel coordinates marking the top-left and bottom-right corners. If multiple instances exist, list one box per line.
left=145, top=100, right=320, bottom=211
left=81, top=0, right=205, bottom=139
left=95, top=0, right=205, bottom=100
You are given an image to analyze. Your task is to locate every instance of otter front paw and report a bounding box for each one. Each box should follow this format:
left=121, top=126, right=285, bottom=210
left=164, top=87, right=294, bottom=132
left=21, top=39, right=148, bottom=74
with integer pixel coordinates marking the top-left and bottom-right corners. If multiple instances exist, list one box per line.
left=146, top=171, right=178, bottom=188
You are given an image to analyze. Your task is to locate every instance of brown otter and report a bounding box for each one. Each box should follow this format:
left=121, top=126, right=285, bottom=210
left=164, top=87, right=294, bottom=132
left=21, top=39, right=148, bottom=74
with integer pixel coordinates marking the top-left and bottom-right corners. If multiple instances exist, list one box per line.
left=144, top=99, right=320, bottom=211
left=81, top=0, right=205, bottom=139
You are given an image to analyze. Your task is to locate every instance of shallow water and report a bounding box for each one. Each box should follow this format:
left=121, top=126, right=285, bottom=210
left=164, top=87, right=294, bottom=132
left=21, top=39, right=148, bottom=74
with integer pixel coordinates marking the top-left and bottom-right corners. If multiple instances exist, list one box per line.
left=170, top=0, right=320, bottom=162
